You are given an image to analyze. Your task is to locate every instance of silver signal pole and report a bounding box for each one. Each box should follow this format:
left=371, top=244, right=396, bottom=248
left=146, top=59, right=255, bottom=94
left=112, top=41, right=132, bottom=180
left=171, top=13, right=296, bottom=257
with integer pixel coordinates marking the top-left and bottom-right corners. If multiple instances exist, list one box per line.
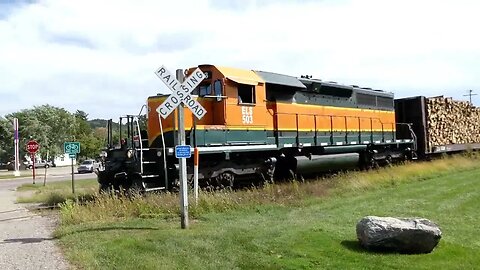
left=176, top=69, right=189, bottom=229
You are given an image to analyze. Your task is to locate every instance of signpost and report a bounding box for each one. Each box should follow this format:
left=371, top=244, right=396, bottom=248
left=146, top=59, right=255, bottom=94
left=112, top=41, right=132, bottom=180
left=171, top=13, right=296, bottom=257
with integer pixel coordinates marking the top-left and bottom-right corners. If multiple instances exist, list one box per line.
left=64, top=142, right=81, bottom=194
left=154, top=66, right=206, bottom=229
left=26, top=140, right=39, bottom=184
left=13, top=118, right=20, bottom=177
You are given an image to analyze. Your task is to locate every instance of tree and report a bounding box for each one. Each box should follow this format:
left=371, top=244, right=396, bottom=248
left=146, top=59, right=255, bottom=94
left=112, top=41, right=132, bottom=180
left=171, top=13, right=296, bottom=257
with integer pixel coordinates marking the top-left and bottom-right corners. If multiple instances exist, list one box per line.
left=0, top=117, right=13, bottom=161
left=1, top=105, right=114, bottom=162
left=74, top=110, right=91, bottom=138
left=7, top=105, right=76, bottom=159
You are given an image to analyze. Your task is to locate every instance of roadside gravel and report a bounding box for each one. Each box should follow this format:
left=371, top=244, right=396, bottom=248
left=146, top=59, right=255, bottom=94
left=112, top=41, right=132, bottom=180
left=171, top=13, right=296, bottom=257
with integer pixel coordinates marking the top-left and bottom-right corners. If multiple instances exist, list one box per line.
left=0, top=185, right=69, bottom=270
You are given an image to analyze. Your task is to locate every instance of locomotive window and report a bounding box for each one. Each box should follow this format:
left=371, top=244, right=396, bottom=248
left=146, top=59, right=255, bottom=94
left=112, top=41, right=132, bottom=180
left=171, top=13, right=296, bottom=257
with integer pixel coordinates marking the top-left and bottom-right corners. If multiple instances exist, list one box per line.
left=238, top=83, right=255, bottom=104
left=213, top=80, right=223, bottom=96
left=192, top=83, right=211, bottom=96
left=199, top=84, right=212, bottom=96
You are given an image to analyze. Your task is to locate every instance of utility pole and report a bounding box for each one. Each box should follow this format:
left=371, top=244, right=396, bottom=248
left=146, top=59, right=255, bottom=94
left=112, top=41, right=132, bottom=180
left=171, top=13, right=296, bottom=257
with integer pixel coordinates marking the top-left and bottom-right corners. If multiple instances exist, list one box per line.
left=463, top=89, right=477, bottom=104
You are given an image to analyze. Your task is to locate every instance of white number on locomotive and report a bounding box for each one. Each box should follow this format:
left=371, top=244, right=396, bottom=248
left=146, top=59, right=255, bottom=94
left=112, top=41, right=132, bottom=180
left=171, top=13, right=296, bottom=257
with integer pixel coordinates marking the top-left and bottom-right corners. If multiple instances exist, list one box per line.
left=241, top=106, right=253, bottom=124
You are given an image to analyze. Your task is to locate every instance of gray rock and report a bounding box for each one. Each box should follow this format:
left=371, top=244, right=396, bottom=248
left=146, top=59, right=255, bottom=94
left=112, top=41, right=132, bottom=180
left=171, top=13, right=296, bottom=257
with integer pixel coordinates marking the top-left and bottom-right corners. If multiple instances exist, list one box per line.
left=356, top=216, right=442, bottom=254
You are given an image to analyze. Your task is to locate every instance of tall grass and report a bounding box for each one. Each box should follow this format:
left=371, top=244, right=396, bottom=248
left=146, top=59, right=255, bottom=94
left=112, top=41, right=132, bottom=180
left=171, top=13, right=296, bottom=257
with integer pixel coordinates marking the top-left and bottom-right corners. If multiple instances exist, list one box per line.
left=59, top=154, right=480, bottom=225
left=16, top=178, right=98, bottom=205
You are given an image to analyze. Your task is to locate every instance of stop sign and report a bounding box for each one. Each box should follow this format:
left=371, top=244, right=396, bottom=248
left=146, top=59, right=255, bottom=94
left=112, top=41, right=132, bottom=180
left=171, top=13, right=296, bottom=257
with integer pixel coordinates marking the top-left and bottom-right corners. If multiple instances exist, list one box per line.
left=26, top=140, right=40, bottom=154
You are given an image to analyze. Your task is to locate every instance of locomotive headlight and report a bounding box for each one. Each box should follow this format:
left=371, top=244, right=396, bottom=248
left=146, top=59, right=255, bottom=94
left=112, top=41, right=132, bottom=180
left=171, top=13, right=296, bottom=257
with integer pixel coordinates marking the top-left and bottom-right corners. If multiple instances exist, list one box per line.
left=127, top=149, right=134, bottom=158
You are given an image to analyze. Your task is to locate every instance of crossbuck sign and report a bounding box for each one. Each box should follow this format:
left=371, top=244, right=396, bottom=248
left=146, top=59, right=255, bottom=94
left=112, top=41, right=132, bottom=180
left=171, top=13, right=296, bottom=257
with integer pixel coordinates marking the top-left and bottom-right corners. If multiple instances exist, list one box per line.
left=155, top=66, right=207, bottom=119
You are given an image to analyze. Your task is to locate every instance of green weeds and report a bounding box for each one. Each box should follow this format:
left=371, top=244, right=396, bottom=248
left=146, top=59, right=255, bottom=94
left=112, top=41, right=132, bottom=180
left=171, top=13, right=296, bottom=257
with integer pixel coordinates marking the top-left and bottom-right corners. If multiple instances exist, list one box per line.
left=57, top=154, right=480, bottom=225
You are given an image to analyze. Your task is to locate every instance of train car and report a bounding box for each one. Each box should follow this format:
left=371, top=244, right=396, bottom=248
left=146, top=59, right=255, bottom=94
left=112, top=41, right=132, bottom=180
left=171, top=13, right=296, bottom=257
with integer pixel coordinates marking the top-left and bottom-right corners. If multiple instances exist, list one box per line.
left=97, top=65, right=416, bottom=192
left=395, top=96, right=480, bottom=157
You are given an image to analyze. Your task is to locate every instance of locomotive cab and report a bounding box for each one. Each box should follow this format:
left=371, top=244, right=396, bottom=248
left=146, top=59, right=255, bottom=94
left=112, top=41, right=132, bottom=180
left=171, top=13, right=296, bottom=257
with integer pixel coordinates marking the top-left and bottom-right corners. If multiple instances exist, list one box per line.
left=147, top=65, right=271, bottom=149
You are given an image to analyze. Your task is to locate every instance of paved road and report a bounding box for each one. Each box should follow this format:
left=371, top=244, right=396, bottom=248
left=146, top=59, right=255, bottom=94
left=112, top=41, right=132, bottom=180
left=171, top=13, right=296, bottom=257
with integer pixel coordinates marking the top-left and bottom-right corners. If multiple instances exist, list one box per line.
left=0, top=167, right=97, bottom=269
left=0, top=166, right=95, bottom=183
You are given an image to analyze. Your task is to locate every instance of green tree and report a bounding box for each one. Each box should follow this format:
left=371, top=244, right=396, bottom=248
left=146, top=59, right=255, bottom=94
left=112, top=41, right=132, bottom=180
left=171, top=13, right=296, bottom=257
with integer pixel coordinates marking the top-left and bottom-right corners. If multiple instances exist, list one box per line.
left=74, top=110, right=91, bottom=137
left=7, top=105, right=76, bottom=160
left=1, top=105, right=109, bottom=162
left=0, top=117, right=14, bottom=161
left=74, top=111, right=105, bottom=159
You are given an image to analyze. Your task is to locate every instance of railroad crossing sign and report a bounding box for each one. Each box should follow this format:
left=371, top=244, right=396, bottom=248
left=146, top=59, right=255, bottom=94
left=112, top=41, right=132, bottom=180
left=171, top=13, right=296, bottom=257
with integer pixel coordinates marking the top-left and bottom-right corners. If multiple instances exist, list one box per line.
left=155, top=66, right=207, bottom=119
left=26, top=140, right=39, bottom=154
left=64, top=142, right=81, bottom=155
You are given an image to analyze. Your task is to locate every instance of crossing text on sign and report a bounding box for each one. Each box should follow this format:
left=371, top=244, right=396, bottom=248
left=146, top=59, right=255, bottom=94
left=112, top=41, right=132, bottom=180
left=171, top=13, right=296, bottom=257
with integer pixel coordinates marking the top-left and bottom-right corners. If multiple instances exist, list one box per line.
left=155, top=66, right=207, bottom=120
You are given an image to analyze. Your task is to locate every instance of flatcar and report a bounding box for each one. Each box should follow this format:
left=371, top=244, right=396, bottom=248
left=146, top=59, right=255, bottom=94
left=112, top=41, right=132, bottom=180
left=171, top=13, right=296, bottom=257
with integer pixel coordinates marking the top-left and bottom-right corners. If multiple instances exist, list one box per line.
left=97, top=64, right=417, bottom=191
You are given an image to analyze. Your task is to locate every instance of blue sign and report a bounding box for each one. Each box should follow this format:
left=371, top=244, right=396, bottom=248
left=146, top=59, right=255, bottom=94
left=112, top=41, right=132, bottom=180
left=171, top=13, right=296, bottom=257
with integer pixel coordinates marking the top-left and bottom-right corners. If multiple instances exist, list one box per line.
left=175, top=145, right=191, bottom=158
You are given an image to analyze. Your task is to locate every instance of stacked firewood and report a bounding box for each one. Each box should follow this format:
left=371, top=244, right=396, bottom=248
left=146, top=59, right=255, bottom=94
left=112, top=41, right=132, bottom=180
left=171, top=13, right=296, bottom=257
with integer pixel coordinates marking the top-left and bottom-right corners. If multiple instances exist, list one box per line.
left=426, top=96, right=480, bottom=149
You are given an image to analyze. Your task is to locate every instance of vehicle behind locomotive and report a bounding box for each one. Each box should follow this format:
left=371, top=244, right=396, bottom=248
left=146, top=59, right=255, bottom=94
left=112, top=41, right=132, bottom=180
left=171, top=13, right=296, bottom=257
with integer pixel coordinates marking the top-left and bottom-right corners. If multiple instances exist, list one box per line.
left=97, top=64, right=418, bottom=192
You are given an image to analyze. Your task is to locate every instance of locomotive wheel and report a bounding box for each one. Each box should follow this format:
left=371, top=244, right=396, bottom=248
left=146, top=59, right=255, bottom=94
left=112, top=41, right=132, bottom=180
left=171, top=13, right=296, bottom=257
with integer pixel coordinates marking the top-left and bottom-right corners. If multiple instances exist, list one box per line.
left=99, top=183, right=113, bottom=194
left=368, top=158, right=379, bottom=170
left=216, top=172, right=235, bottom=189
left=385, top=155, right=393, bottom=166
left=128, top=178, right=145, bottom=196
left=288, top=169, right=297, bottom=181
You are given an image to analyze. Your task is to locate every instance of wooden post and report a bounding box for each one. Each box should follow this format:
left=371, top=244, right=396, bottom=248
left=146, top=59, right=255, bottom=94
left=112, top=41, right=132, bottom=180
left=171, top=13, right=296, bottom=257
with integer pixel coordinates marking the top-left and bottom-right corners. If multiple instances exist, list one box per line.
left=32, top=154, right=35, bottom=184
left=71, top=156, right=75, bottom=194
left=43, top=166, right=47, bottom=186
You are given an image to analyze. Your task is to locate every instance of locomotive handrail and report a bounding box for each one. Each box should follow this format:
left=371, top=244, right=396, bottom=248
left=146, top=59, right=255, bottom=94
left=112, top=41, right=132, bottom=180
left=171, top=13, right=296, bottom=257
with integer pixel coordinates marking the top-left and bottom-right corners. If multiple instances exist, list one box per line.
left=396, top=122, right=417, bottom=150
left=158, top=115, right=169, bottom=189
left=273, top=111, right=396, bottom=145
left=137, top=104, right=146, bottom=116
left=273, top=111, right=390, bottom=129
left=134, top=116, right=144, bottom=175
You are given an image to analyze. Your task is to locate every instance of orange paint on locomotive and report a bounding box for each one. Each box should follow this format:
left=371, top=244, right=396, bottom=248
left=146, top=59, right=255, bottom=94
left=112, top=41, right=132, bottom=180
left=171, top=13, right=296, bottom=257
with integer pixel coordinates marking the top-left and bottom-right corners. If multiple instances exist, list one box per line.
left=147, top=64, right=396, bottom=146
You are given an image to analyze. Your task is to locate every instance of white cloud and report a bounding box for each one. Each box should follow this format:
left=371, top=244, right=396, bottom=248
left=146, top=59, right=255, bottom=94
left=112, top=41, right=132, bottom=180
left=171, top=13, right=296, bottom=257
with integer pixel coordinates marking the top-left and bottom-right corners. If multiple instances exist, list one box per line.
left=1, top=0, right=480, bottom=119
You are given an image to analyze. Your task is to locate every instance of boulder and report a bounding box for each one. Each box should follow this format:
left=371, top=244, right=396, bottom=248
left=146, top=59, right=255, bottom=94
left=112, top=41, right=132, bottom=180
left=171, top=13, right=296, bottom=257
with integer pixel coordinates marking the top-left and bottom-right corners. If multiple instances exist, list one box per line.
left=356, top=216, right=442, bottom=254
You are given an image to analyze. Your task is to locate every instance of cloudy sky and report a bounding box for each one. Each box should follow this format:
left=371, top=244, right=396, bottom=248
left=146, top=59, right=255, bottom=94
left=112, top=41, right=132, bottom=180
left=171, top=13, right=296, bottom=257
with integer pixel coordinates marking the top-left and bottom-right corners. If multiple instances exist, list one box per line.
left=1, top=0, right=479, bottom=119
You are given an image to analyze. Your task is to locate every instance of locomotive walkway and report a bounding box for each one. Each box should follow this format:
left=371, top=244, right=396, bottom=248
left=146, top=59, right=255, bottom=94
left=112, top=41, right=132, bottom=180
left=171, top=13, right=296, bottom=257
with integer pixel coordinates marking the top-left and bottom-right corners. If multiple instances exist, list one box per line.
left=0, top=178, right=69, bottom=269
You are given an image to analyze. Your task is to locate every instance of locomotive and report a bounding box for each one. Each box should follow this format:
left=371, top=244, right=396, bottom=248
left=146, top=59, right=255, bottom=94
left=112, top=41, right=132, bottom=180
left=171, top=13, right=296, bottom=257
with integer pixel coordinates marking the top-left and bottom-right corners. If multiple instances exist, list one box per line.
left=97, top=64, right=421, bottom=192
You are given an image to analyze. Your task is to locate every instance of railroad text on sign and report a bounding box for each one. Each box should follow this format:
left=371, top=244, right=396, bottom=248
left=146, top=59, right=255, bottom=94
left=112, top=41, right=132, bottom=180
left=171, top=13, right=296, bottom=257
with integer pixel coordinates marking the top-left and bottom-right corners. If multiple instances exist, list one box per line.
left=155, top=66, right=207, bottom=119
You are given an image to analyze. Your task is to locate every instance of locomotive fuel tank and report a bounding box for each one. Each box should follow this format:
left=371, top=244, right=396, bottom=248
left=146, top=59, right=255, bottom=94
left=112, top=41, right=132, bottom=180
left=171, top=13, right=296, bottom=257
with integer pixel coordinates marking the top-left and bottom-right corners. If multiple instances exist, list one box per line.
left=292, top=153, right=360, bottom=175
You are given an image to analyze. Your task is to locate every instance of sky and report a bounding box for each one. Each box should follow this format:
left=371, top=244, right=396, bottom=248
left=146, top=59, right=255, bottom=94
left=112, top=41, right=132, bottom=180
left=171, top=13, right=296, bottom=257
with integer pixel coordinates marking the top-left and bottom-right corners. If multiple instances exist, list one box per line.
left=1, top=0, right=480, bottom=119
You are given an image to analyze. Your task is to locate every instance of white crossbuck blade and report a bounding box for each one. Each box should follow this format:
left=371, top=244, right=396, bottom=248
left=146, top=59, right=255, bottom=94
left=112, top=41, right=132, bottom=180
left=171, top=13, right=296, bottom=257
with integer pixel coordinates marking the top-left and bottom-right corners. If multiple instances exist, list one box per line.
left=155, top=66, right=207, bottom=120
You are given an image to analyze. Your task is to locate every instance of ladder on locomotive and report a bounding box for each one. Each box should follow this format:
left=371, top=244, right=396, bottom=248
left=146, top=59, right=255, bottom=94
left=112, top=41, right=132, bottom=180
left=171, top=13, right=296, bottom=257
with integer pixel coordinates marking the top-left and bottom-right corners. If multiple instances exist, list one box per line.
left=113, top=115, right=166, bottom=191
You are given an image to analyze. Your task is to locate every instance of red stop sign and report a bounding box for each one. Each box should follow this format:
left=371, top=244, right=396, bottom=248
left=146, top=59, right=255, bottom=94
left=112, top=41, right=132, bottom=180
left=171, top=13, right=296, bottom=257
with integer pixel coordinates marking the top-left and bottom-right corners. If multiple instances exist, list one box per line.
left=26, top=140, right=40, bottom=154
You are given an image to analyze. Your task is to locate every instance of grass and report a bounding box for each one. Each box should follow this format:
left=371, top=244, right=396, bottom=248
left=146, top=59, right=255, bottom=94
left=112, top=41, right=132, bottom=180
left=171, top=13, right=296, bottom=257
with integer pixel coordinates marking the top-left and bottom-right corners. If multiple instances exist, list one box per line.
left=52, top=154, right=480, bottom=269
left=16, top=178, right=98, bottom=205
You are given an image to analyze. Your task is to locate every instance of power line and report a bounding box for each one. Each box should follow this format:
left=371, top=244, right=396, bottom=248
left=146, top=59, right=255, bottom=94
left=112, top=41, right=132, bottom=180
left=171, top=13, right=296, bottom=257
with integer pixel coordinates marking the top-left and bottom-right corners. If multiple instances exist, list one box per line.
left=463, top=89, right=477, bottom=104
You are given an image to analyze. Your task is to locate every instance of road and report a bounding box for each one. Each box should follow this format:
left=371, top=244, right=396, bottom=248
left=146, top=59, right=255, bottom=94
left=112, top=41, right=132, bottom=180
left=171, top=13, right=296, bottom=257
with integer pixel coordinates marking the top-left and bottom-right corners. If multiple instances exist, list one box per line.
left=0, top=165, right=95, bottom=185
left=0, top=167, right=97, bottom=269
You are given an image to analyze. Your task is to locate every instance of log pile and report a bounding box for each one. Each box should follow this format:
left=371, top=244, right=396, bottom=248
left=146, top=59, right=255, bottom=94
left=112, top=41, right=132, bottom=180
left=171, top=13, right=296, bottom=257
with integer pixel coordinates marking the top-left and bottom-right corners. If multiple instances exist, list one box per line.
left=426, top=96, right=480, bottom=149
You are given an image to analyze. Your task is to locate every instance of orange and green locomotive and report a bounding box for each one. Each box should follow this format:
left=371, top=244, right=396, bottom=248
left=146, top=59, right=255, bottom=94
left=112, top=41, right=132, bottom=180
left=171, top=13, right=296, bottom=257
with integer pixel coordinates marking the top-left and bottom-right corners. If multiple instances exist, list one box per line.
left=97, top=64, right=416, bottom=191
